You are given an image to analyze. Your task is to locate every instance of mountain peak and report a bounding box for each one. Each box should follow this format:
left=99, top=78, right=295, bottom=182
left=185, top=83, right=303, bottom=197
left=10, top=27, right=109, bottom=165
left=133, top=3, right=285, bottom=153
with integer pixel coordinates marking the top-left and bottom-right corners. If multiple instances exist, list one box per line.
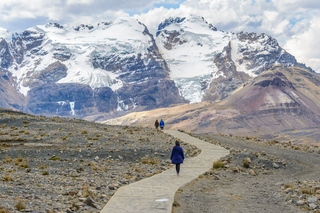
left=157, top=17, right=186, bottom=36
left=45, top=23, right=64, bottom=29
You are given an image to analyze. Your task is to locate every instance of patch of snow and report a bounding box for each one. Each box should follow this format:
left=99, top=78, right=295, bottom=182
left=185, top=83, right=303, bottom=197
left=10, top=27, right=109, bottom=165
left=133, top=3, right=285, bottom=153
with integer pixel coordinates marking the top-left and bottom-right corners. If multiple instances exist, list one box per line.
left=156, top=15, right=230, bottom=102
left=174, top=74, right=213, bottom=103
left=8, top=17, right=153, bottom=95
left=130, top=98, right=137, bottom=109
left=117, top=96, right=129, bottom=112
left=157, top=16, right=230, bottom=79
left=70, top=102, right=75, bottom=115
left=58, top=101, right=67, bottom=105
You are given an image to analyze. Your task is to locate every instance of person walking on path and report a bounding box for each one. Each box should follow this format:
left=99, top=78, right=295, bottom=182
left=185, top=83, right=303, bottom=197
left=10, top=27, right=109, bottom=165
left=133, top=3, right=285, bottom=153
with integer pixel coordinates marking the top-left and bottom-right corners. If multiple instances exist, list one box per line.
left=160, top=119, right=165, bottom=130
left=154, top=120, right=159, bottom=130
left=170, top=140, right=184, bottom=176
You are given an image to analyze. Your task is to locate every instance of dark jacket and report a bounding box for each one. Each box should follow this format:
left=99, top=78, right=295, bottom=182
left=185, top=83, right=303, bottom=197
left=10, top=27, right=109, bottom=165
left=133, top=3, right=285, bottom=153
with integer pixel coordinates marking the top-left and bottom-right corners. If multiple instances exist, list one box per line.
left=170, top=146, right=184, bottom=164
left=155, top=120, right=159, bottom=127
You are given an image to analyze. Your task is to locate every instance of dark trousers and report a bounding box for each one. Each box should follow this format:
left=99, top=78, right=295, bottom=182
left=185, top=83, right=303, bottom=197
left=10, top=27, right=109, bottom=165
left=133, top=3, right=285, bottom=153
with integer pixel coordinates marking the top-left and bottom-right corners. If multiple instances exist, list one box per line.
left=175, top=163, right=180, bottom=174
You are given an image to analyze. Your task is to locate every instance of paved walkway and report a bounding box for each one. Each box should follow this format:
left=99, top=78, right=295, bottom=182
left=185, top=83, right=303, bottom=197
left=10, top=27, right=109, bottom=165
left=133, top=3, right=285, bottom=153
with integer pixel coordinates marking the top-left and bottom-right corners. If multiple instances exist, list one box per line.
left=101, top=130, right=229, bottom=213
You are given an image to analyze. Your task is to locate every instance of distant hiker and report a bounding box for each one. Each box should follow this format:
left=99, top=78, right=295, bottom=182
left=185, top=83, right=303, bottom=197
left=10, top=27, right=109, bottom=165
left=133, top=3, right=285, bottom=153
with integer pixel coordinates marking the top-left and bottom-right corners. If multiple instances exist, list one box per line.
left=170, top=140, right=184, bottom=176
left=160, top=119, right=165, bottom=130
left=155, top=120, right=159, bottom=130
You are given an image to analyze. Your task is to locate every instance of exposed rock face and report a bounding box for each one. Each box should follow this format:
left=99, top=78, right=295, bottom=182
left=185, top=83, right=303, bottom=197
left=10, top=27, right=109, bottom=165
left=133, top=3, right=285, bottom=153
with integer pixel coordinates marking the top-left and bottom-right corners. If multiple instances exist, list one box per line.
left=0, top=68, right=25, bottom=111
left=37, top=61, right=67, bottom=83
left=117, top=79, right=184, bottom=111
left=0, top=17, right=185, bottom=118
left=0, top=39, right=13, bottom=69
left=27, top=83, right=95, bottom=116
left=0, top=15, right=316, bottom=121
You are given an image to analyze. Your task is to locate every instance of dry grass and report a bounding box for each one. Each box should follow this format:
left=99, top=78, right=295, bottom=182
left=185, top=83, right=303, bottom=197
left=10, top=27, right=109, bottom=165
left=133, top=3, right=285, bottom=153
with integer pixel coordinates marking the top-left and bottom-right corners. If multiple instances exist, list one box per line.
left=42, top=171, right=49, bottom=175
left=301, top=188, right=311, bottom=194
left=284, top=184, right=293, bottom=189
left=19, top=162, right=29, bottom=169
left=49, top=156, right=60, bottom=161
left=82, top=186, right=95, bottom=199
left=141, top=157, right=159, bottom=165
left=213, top=160, right=224, bottom=169
left=13, top=155, right=23, bottom=165
left=0, top=206, right=10, bottom=213
left=2, top=175, right=13, bottom=181
left=4, top=155, right=12, bottom=163
left=172, top=201, right=180, bottom=207
left=243, top=160, right=250, bottom=168
left=15, top=200, right=25, bottom=211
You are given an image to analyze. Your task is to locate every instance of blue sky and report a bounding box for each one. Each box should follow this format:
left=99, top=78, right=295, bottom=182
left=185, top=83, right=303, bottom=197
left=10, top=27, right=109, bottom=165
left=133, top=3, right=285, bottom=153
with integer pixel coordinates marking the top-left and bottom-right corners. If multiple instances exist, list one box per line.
left=0, top=0, right=320, bottom=72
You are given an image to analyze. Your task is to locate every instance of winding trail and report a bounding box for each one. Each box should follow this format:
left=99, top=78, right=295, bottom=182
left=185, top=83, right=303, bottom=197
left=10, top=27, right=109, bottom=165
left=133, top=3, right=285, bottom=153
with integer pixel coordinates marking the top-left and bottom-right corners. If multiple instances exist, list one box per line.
left=101, top=130, right=229, bottom=213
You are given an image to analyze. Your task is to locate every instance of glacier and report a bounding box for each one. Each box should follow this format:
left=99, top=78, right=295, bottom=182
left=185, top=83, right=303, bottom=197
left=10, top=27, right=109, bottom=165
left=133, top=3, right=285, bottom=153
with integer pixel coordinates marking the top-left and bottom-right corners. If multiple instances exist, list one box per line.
left=6, top=17, right=154, bottom=96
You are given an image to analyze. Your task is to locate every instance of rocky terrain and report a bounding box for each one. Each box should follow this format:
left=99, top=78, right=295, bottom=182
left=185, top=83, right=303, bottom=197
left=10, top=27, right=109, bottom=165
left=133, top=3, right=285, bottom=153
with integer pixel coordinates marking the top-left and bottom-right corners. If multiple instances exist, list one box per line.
left=1, top=107, right=320, bottom=212
left=173, top=132, right=320, bottom=213
left=0, top=108, right=200, bottom=212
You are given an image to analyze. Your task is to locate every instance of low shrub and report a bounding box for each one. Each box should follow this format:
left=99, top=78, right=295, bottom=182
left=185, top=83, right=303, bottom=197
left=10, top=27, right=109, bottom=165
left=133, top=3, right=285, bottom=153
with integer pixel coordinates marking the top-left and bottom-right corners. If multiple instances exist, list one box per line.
left=0, top=206, right=9, bottom=213
left=284, top=184, right=293, bottom=189
left=173, top=201, right=180, bottom=207
left=42, top=171, right=49, bottom=175
left=243, top=160, right=250, bottom=168
left=2, top=176, right=13, bottom=181
left=49, top=156, right=60, bottom=161
left=15, top=201, right=25, bottom=211
left=301, top=188, right=311, bottom=194
left=82, top=186, right=95, bottom=199
left=141, top=157, right=158, bottom=165
left=213, top=160, right=224, bottom=169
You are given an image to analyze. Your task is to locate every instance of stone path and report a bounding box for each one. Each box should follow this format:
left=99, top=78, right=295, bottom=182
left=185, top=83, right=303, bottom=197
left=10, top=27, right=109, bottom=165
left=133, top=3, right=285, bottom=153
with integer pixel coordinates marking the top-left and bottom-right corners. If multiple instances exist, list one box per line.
left=101, top=130, right=230, bottom=213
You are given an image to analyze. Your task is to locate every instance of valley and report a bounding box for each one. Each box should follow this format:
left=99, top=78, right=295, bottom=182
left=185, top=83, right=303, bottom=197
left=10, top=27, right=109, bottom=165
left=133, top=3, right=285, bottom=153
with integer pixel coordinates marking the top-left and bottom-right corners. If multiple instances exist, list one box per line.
left=0, top=108, right=199, bottom=212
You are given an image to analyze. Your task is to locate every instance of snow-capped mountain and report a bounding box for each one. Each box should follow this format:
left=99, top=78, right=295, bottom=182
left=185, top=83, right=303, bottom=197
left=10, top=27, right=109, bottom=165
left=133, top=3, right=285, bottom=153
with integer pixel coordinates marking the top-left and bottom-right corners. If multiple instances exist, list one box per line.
left=0, top=15, right=314, bottom=119
left=156, top=15, right=312, bottom=103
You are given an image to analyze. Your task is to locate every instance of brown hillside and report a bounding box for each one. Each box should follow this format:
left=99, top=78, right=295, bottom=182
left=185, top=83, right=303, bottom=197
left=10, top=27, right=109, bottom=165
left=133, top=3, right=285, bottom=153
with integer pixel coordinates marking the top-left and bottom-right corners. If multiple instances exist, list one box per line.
left=104, top=66, right=320, bottom=144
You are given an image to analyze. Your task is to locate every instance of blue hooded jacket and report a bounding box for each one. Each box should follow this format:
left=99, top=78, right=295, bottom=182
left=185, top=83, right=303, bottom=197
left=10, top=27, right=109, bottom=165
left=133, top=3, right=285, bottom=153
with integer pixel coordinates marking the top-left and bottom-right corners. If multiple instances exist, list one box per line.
left=170, top=146, right=184, bottom=164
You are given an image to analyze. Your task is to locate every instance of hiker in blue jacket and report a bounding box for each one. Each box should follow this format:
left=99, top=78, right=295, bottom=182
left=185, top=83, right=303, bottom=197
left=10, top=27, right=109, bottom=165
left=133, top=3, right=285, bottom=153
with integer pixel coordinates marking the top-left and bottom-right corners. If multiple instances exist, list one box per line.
left=170, top=140, right=184, bottom=176
left=160, top=119, right=165, bottom=130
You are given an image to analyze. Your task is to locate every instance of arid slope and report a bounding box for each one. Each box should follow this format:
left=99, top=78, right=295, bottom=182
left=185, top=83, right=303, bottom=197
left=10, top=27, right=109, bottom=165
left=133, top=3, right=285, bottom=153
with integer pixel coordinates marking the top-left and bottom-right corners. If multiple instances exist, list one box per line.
left=104, top=66, right=320, bottom=144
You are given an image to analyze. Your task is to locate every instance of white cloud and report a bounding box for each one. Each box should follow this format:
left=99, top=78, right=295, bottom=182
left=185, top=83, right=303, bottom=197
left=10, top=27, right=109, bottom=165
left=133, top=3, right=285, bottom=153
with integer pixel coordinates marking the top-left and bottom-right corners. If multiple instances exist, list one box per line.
left=0, top=27, right=10, bottom=40
left=285, top=15, right=320, bottom=72
left=67, top=0, right=94, bottom=5
left=0, top=0, right=154, bottom=24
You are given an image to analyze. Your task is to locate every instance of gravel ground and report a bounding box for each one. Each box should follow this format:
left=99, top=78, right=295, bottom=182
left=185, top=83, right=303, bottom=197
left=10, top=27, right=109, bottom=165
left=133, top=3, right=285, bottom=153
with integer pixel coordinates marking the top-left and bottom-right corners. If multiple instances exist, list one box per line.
left=0, top=109, right=200, bottom=213
left=173, top=133, right=320, bottom=213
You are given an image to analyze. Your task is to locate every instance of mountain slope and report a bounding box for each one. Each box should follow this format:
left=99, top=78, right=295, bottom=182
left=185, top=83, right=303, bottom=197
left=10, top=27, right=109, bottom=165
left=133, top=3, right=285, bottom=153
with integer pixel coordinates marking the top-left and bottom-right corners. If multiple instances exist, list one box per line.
left=156, top=16, right=312, bottom=103
left=0, top=17, right=185, bottom=118
left=104, top=66, right=320, bottom=144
